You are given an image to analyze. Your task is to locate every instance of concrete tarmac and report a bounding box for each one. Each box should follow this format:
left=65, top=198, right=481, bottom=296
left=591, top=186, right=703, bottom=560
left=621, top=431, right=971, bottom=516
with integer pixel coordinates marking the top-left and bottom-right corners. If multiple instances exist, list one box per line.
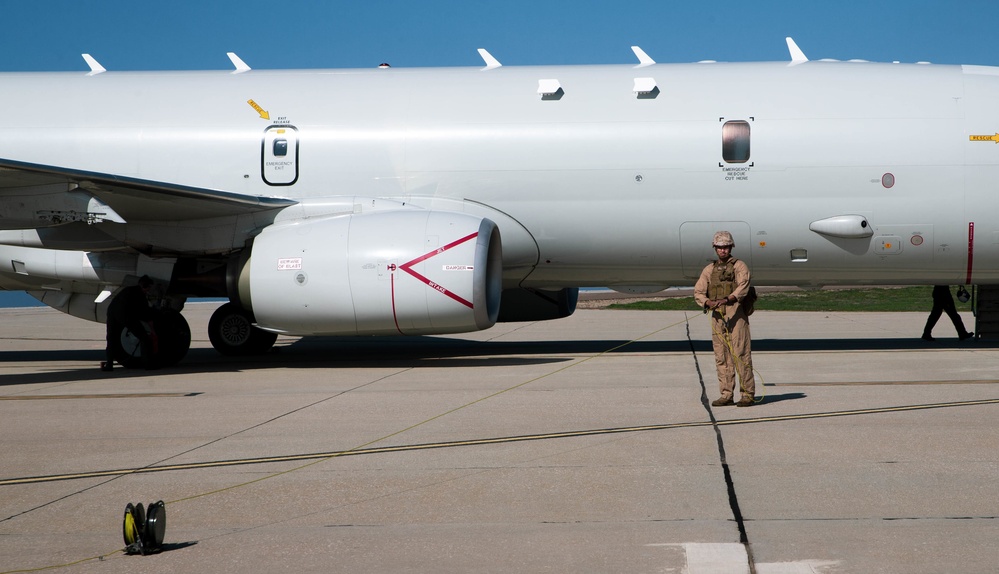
left=1, top=303, right=997, bottom=573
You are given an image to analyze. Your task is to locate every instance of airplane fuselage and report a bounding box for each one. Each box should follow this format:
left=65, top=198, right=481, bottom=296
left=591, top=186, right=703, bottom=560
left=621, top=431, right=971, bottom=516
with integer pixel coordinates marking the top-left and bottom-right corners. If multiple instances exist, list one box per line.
left=2, top=60, right=998, bottom=291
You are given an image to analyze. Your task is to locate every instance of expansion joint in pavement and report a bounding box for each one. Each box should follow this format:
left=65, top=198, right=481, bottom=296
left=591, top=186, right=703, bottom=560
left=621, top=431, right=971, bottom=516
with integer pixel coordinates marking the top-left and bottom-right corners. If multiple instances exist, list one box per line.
left=685, top=318, right=756, bottom=574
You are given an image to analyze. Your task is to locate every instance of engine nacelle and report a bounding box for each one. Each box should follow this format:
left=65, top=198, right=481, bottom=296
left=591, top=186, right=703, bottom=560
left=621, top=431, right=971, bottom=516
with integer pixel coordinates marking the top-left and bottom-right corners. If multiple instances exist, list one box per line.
left=236, top=210, right=502, bottom=336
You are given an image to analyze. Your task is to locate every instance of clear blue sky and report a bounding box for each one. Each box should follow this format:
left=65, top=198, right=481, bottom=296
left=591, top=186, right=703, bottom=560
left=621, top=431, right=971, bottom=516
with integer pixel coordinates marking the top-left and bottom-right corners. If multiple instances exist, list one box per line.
left=0, top=0, right=994, bottom=307
left=1, top=0, right=997, bottom=72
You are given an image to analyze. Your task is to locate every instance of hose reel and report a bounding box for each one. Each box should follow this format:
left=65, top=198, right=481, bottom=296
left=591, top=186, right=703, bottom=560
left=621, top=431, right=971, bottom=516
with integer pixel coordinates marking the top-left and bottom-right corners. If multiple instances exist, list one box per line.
left=122, top=501, right=166, bottom=555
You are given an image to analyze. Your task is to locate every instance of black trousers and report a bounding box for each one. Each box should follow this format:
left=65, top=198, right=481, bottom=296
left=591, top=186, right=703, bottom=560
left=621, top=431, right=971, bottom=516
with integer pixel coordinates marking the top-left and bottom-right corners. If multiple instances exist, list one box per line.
left=924, top=286, right=970, bottom=337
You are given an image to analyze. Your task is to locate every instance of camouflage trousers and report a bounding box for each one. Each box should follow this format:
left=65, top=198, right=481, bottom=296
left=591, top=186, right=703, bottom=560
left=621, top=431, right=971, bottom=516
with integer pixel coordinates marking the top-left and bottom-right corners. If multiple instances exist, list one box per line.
left=709, top=307, right=756, bottom=399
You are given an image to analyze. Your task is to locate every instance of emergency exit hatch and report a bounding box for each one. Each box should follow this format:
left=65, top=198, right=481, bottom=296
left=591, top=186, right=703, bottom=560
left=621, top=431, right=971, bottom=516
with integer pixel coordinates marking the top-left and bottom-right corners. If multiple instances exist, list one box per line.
left=261, top=125, right=299, bottom=186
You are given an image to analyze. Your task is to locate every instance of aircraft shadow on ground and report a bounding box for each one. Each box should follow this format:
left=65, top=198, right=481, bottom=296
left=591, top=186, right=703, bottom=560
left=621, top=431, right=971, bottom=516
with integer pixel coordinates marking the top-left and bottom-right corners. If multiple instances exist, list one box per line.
left=0, top=336, right=993, bottom=387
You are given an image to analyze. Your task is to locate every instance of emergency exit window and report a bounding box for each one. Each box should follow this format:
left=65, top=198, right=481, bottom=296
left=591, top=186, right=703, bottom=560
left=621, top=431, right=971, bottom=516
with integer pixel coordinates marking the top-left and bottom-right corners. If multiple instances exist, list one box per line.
left=273, top=139, right=288, bottom=157
left=722, top=120, right=751, bottom=163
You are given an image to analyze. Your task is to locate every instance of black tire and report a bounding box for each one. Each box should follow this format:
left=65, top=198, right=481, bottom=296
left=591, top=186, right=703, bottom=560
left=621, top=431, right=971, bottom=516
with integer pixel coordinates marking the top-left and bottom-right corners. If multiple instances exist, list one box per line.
left=109, top=321, right=150, bottom=369
left=109, top=310, right=190, bottom=369
left=155, top=309, right=191, bottom=367
left=208, top=303, right=277, bottom=356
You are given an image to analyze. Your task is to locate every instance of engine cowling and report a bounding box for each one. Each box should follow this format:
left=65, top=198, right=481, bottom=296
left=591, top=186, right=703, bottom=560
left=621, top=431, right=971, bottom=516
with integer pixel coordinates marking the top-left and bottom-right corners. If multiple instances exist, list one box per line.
left=235, top=210, right=502, bottom=336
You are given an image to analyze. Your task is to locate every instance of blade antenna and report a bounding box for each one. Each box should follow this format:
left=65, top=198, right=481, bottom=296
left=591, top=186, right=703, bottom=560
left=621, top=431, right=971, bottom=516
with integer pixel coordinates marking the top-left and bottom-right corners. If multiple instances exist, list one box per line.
left=227, top=52, right=251, bottom=73
left=82, top=54, right=106, bottom=75
left=632, top=46, right=655, bottom=67
left=478, top=48, right=502, bottom=70
left=786, top=37, right=808, bottom=63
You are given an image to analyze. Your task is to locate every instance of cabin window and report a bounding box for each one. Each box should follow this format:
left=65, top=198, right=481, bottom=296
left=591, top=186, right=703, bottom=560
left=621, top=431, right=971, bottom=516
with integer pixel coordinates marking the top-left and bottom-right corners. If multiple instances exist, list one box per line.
left=722, top=120, right=751, bottom=164
left=273, top=139, right=288, bottom=157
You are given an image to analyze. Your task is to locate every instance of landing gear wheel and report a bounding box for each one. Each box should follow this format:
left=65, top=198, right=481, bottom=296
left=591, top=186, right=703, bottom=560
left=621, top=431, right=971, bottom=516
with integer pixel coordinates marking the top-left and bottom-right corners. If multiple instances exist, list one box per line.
left=208, top=303, right=277, bottom=356
left=155, top=309, right=191, bottom=367
left=109, top=309, right=190, bottom=369
left=110, top=322, right=151, bottom=369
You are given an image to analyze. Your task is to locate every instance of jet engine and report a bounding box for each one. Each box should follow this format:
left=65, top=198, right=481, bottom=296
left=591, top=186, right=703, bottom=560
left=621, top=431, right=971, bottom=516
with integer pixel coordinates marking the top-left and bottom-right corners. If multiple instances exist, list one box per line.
left=232, top=210, right=502, bottom=336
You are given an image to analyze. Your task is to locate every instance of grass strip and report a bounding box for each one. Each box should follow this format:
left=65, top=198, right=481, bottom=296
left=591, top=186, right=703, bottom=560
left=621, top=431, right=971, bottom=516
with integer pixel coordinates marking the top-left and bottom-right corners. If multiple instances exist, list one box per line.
left=607, top=286, right=972, bottom=312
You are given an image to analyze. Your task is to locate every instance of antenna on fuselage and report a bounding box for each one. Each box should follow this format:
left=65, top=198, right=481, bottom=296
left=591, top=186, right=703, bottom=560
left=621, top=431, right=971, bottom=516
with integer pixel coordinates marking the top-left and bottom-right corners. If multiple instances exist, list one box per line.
left=478, top=48, right=502, bottom=70
left=786, top=37, right=808, bottom=63
left=631, top=46, right=655, bottom=67
left=227, top=52, right=251, bottom=73
left=82, top=54, right=105, bottom=75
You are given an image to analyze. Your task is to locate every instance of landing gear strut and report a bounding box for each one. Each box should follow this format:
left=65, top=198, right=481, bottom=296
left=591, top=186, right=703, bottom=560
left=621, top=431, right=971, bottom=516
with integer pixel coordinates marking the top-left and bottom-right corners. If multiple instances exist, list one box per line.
left=208, top=302, right=277, bottom=356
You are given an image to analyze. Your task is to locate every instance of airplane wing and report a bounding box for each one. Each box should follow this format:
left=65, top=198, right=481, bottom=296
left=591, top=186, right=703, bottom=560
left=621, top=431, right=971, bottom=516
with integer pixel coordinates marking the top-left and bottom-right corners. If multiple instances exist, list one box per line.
left=0, top=157, right=296, bottom=223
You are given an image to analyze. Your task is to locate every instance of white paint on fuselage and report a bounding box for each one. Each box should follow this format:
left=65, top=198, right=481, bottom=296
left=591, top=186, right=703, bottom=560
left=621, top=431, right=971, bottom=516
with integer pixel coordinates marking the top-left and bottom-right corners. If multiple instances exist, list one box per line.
left=0, top=60, right=997, bottom=288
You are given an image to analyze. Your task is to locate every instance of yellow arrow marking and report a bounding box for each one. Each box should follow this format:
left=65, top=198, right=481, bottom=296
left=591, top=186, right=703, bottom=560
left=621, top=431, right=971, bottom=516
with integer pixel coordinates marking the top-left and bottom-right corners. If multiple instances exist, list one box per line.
left=969, top=133, right=999, bottom=143
left=247, top=99, right=270, bottom=120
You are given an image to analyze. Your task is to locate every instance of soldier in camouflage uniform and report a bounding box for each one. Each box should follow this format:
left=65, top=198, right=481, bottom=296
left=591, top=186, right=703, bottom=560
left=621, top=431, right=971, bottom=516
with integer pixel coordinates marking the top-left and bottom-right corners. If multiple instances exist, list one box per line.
left=693, top=231, right=757, bottom=407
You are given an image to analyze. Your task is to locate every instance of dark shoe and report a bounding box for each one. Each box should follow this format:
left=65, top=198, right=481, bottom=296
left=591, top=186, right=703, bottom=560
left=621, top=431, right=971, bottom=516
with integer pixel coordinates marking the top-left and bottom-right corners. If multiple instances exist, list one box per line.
left=959, top=332, right=974, bottom=341
left=711, top=397, right=735, bottom=407
left=100, top=362, right=113, bottom=372
left=921, top=333, right=935, bottom=342
left=736, top=396, right=755, bottom=407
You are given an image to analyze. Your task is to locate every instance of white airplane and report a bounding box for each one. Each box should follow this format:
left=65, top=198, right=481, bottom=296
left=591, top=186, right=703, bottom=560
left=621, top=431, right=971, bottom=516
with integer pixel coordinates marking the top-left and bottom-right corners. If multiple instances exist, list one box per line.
left=0, top=39, right=994, bottom=366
